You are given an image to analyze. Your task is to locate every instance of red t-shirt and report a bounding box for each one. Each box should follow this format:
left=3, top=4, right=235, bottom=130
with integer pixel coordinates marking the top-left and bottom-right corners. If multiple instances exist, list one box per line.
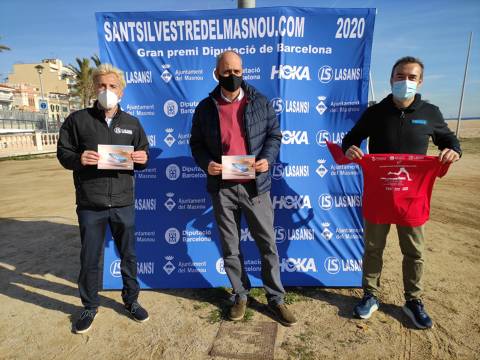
left=327, top=142, right=450, bottom=226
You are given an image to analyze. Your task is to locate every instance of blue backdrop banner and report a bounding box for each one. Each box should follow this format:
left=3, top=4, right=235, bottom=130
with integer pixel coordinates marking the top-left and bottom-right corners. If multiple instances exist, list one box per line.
left=95, top=6, right=375, bottom=289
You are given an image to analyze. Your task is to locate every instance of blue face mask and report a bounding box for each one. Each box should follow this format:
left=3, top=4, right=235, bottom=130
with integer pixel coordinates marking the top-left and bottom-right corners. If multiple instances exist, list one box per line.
left=392, top=80, right=417, bottom=100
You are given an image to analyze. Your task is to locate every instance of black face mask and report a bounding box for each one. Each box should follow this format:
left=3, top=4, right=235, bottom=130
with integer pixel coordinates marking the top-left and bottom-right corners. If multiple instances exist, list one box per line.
left=218, top=73, right=243, bottom=92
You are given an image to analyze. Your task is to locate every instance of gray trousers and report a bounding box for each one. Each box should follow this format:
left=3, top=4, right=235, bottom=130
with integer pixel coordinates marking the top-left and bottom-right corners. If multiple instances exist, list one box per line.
left=211, top=181, right=285, bottom=305
left=363, top=219, right=425, bottom=301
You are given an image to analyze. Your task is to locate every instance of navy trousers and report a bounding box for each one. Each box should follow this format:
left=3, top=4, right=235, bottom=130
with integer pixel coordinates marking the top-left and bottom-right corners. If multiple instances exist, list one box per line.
left=76, top=205, right=139, bottom=309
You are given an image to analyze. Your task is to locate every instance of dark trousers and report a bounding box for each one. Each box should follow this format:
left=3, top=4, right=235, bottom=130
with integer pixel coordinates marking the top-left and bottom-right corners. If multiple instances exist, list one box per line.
left=76, top=205, right=139, bottom=309
left=211, top=181, right=285, bottom=305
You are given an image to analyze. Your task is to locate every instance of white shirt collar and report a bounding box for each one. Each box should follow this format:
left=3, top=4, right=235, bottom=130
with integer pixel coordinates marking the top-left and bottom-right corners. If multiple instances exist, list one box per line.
left=220, top=87, right=244, bottom=103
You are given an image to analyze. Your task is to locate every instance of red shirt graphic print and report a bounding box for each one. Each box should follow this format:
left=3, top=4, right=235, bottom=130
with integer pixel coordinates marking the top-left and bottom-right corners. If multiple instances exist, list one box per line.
left=327, top=142, right=450, bottom=226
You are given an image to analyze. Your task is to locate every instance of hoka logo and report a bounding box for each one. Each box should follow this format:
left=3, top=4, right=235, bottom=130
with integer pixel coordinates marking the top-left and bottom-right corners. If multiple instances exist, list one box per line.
left=272, top=195, right=312, bottom=209
left=280, top=258, right=317, bottom=272
left=271, top=65, right=311, bottom=80
left=281, top=130, right=309, bottom=145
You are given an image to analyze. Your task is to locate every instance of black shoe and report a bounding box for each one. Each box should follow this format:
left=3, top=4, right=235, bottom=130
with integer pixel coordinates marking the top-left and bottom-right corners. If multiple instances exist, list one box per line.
left=74, top=309, right=97, bottom=334
left=125, top=301, right=149, bottom=322
left=402, top=299, right=433, bottom=329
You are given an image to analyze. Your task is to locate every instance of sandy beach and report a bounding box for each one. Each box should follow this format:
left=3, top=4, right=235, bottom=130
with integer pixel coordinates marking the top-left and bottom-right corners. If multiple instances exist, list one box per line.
left=0, top=122, right=479, bottom=360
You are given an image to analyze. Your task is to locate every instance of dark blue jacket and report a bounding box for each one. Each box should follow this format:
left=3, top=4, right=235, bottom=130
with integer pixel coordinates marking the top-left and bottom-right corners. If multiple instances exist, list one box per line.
left=190, top=82, right=281, bottom=195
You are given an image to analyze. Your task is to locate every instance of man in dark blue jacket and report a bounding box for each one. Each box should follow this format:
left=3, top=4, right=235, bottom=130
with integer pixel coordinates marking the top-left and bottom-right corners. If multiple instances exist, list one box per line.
left=342, top=56, right=461, bottom=329
left=58, top=64, right=150, bottom=334
left=190, top=51, right=296, bottom=326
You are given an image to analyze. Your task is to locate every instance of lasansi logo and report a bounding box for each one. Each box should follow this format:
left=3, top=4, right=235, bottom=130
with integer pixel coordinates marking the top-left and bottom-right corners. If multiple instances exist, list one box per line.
left=324, top=257, right=362, bottom=274
left=110, top=260, right=121, bottom=277
left=324, top=257, right=340, bottom=274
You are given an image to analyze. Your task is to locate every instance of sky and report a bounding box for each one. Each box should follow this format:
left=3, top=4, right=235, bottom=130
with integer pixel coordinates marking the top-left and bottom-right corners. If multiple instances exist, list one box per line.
left=0, top=0, right=479, bottom=118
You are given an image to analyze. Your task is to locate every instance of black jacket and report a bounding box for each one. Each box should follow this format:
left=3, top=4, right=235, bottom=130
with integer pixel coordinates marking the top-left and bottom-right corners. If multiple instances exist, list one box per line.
left=57, top=102, right=149, bottom=208
left=342, top=94, right=462, bottom=155
left=190, top=82, right=282, bottom=194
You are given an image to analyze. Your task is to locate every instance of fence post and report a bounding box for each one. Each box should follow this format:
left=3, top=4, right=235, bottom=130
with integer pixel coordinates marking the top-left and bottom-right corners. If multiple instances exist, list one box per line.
left=35, top=131, right=43, bottom=151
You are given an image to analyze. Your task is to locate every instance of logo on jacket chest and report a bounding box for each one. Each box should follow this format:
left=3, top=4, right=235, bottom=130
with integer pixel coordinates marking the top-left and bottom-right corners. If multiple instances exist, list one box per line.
left=114, top=127, right=133, bottom=135
left=411, top=119, right=427, bottom=125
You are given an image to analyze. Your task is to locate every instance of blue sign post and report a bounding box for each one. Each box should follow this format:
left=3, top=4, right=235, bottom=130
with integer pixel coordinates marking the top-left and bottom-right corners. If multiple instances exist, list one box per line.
left=96, top=6, right=375, bottom=289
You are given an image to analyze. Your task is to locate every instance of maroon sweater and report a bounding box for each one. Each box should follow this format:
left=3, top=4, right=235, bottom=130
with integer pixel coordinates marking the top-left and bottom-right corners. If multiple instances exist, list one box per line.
left=217, top=94, right=251, bottom=183
left=217, top=94, right=248, bottom=156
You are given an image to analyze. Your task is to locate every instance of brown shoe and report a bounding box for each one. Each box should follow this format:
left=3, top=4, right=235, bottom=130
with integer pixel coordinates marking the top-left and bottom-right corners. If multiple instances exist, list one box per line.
left=229, top=299, right=247, bottom=321
left=269, top=303, right=297, bottom=326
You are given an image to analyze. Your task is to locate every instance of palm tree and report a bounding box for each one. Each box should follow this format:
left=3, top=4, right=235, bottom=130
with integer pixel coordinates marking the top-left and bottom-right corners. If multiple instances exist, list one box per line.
left=91, top=54, right=101, bottom=67
left=0, top=36, right=10, bottom=52
left=68, top=57, right=94, bottom=108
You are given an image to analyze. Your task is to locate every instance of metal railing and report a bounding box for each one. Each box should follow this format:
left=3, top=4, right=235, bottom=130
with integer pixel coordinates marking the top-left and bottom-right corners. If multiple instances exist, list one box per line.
left=0, top=119, right=42, bottom=131
left=0, top=109, right=45, bottom=121
left=0, top=109, right=63, bottom=133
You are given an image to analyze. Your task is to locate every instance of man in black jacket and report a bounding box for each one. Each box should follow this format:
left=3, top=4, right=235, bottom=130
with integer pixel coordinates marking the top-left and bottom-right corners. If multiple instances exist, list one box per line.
left=57, top=64, right=149, bottom=333
left=342, top=56, right=461, bottom=329
left=190, top=51, right=296, bottom=326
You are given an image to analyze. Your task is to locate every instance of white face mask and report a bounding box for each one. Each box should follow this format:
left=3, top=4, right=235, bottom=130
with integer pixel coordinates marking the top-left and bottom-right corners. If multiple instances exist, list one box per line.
left=97, top=89, right=119, bottom=110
